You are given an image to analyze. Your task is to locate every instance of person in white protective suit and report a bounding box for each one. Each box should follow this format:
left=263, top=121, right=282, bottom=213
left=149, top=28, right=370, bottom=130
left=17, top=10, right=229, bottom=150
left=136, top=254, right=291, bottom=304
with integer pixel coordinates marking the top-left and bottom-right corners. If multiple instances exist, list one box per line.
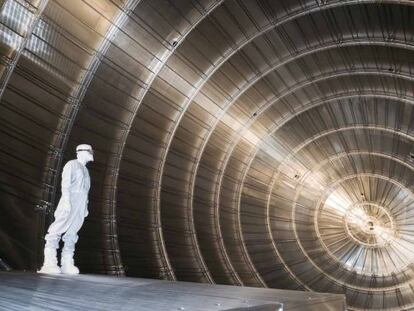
left=38, top=144, right=94, bottom=275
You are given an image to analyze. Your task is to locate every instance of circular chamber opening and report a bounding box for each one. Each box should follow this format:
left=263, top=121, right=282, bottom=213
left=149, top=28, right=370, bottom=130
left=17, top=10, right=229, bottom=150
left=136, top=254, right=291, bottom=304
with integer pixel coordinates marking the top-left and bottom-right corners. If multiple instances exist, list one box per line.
left=344, top=203, right=396, bottom=247
left=315, top=180, right=414, bottom=276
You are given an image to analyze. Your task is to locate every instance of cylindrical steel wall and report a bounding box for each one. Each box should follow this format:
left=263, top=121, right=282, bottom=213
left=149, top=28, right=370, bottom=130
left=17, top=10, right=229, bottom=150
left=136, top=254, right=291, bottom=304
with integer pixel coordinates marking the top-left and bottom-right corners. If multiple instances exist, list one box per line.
left=2, top=1, right=414, bottom=310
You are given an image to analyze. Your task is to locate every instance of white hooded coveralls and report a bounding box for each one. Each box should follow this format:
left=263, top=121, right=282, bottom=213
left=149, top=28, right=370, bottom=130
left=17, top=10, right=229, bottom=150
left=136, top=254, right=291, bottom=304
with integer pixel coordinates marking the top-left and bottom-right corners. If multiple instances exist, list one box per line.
left=45, top=159, right=90, bottom=251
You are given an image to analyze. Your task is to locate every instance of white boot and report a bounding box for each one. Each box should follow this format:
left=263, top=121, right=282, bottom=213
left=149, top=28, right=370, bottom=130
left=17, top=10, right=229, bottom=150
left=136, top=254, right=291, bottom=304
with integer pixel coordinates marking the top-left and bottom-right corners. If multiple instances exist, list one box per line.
left=61, top=250, right=79, bottom=275
left=38, top=248, right=61, bottom=274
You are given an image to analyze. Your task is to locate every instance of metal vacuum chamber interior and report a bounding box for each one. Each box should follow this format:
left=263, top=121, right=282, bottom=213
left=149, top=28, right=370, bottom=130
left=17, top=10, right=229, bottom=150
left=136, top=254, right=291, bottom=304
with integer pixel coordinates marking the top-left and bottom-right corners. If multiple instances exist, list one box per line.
left=1, top=1, right=414, bottom=310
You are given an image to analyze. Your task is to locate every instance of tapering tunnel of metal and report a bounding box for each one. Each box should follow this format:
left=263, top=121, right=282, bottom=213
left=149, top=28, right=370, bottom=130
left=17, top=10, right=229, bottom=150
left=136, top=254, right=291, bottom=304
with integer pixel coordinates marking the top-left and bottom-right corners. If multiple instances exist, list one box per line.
left=2, top=0, right=414, bottom=310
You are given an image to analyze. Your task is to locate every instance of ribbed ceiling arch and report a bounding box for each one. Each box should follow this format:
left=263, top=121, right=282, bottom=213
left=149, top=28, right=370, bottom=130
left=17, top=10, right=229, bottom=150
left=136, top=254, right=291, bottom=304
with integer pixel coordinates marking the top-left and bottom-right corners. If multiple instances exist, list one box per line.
left=2, top=1, right=414, bottom=310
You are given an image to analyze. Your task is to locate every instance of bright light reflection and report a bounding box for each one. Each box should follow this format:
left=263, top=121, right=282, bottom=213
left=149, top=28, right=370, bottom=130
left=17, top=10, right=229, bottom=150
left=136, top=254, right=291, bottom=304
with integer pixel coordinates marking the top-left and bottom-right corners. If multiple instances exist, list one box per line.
left=325, top=191, right=351, bottom=214
left=0, top=0, right=33, bottom=49
left=1, top=0, right=33, bottom=30
left=345, top=204, right=395, bottom=246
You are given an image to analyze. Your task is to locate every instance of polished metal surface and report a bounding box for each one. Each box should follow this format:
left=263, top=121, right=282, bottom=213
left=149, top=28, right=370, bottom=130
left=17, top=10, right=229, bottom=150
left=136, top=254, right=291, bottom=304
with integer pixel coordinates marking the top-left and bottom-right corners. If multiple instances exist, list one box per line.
left=2, top=0, right=414, bottom=310
left=0, top=271, right=346, bottom=310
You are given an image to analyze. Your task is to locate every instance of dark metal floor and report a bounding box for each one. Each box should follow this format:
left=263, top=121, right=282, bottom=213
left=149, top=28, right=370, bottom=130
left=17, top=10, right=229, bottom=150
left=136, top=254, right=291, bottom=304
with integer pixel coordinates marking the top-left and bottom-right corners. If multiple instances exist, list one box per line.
left=0, top=272, right=345, bottom=310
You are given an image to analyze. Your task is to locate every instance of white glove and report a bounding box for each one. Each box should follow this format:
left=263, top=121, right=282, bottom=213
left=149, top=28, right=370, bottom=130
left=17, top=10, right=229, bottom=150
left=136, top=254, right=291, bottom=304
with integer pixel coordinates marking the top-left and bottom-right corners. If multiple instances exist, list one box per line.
left=84, top=199, right=89, bottom=217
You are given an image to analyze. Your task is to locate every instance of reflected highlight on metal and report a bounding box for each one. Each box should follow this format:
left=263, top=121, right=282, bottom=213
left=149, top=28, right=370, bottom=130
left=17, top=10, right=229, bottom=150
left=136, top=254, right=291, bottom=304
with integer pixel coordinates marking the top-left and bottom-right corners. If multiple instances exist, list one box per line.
left=2, top=1, right=414, bottom=310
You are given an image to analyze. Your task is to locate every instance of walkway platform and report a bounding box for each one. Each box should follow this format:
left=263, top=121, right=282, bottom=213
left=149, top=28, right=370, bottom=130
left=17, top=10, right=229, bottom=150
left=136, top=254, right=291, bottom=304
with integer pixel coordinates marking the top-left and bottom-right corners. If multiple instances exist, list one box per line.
left=0, top=271, right=346, bottom=310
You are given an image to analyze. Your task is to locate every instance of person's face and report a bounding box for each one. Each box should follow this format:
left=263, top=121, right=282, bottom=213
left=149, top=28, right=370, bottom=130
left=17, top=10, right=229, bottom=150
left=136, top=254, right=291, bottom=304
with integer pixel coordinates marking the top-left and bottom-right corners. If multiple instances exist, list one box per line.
left=77, top=149, right=94, bottom=163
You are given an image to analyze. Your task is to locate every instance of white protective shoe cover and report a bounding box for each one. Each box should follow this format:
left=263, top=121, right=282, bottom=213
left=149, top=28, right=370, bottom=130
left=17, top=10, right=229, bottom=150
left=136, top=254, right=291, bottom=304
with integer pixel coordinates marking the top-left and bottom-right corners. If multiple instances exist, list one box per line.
left=38, top=264, right=61, bottom=274
left=61, top=255, right=79, bottom=275
left=38, top=248, right=61, bottom=274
